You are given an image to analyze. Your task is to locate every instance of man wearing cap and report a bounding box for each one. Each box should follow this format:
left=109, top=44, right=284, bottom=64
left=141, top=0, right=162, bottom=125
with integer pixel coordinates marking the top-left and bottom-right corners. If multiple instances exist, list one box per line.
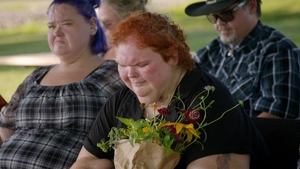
left=185, top=0, right=300, bottom=120
left=185, top=1, right=300, bottom=168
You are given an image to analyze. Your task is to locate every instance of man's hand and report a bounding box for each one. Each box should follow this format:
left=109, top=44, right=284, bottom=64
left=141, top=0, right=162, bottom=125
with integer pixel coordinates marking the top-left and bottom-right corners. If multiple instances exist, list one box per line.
left=257, top=112, right=281, bottom=119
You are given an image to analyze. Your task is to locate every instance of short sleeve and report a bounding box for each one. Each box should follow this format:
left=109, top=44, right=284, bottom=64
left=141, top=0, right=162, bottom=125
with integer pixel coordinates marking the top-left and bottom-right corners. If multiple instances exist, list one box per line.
left=0, top=67, right=47, bottom=128
left=254, top=42, right=300, bottom=118
left=176, top=73, right=267, bottom=167
left=83, top=88, right=124, bottom=159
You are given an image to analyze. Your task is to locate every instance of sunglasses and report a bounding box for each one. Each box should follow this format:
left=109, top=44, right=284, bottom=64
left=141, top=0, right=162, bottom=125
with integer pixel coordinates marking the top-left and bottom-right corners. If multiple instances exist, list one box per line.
left=207, top=1, right=247, bottom=24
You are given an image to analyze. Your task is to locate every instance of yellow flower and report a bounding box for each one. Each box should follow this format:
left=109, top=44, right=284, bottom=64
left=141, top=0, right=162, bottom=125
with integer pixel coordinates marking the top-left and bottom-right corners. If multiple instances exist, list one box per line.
left=97, top=85, right=237, bottom=153
left=143, top=127, right=151, bottom=133
left=160, top=122, right=200, bottom=142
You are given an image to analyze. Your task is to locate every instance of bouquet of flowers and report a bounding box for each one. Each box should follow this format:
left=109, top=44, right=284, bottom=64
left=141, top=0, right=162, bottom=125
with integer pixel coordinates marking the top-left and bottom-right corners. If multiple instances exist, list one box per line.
left=97, top=86, right=240, bottom=169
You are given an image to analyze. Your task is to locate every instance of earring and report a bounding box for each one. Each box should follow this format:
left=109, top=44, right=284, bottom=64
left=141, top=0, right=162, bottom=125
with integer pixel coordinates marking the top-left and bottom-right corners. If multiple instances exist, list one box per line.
left=91, top=27, right=97, bottom=35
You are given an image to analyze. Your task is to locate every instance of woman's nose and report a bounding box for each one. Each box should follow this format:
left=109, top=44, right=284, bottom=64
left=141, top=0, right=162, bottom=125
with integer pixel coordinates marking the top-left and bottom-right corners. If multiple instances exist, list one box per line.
left=128, top=67, right=138, bottom=78
left=54, top=25, right=63, bottom=36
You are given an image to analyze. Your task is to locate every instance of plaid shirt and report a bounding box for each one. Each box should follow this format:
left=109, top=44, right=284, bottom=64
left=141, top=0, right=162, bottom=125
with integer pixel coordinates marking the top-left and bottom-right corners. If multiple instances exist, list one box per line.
left=194, top=21, right=300, bottom=119
left=0, top=60, right=123, bottom=168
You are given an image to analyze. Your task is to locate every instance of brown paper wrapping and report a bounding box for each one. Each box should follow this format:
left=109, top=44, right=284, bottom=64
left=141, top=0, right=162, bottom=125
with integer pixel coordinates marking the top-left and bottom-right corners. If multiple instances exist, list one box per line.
left=114, top=140, right=180, bottom=169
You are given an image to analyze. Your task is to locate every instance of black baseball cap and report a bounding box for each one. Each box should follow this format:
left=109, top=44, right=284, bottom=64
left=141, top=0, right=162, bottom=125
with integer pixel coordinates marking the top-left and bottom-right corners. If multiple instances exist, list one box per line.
left=185, top=0, right=247, bottom=16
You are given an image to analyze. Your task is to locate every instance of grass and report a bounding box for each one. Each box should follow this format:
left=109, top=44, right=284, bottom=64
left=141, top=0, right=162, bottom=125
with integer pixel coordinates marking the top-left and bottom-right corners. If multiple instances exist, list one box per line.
left=0, top=0, right=300, bottom=101
left=0, top=22, right=50, bottom=56
left=0, top=66, right=35, bottom=101
left=165, top=0, right=300, bottom=50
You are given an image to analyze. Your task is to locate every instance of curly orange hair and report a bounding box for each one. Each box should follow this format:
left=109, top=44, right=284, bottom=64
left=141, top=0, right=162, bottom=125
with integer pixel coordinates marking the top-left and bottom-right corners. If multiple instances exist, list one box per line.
left=112, top=11, right=195, bottom=71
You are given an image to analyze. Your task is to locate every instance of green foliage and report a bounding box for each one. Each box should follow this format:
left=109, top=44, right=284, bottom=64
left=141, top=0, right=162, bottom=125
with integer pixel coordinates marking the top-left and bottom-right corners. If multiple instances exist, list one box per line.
left=0, top=22, right=49, bottom=56
left=0, top=66, right=34, bottom=101
left=97, top=86, right=231, bottom=153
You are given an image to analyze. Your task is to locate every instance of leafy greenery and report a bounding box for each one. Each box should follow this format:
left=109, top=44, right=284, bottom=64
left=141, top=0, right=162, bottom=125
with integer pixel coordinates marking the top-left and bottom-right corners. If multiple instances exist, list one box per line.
left=0, top=22, right=50, bottom=56
left=97, top=86, right=217, bottom=153
left=97, top=86, right=241, bottom=154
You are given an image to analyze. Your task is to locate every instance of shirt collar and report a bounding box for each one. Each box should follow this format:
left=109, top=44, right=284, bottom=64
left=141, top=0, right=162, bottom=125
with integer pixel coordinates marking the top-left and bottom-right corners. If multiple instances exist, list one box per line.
left=239, top=20, right=263, bottom=48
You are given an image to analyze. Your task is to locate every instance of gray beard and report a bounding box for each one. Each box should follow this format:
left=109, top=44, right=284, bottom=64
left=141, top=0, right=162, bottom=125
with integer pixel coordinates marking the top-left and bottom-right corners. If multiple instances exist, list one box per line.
left=219, top=33, right=242, bottom=46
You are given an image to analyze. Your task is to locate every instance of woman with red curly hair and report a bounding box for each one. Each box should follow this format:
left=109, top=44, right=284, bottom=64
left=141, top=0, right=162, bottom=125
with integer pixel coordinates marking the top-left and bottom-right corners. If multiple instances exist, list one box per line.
left=71, top=12, right=268, bottom=169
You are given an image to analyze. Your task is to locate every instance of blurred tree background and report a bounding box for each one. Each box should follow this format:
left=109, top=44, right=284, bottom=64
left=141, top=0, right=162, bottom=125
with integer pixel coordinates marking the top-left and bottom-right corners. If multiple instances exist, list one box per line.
left=0, top=0, right=300, bottom=100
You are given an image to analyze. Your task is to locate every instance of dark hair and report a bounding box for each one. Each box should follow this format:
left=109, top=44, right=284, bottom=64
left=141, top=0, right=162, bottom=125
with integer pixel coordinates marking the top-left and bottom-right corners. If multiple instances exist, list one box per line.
left=48, top=0, right=107, bottom=54
left=244, top=0, right=262, bottom=17
left=256, top=0, right=262, bottom=17
left=112, top=12, right=195, bottom=71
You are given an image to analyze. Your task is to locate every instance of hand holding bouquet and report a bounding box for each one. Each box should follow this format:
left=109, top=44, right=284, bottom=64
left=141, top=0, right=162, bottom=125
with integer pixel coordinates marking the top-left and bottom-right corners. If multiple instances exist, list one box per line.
left=97, top=86, right=239, bottom=169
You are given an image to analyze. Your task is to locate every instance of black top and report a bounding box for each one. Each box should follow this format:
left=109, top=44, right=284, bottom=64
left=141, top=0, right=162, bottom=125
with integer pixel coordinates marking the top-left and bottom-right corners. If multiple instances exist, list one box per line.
left=84, top=68, right=268, bottom=168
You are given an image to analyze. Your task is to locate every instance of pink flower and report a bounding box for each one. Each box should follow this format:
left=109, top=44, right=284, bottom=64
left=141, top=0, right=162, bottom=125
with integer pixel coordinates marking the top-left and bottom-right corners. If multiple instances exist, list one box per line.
left=158, top=107, right=171, bottom=116
left=184, top=109, right=202, bottom=124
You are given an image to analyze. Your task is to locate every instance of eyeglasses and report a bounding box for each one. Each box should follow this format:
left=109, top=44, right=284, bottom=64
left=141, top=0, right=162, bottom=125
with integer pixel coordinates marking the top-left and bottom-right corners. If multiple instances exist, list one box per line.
left=207, top=1, right=247, bottom=24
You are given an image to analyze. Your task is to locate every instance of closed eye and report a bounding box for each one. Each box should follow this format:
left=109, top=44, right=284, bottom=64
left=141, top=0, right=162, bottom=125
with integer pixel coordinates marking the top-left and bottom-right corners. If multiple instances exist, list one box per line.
left=137, top=62, right=148, bottom=67
left=47, top=23, right=55, bottom=29
left=62, top=21, right=73, bottom=26
left=118, top=63, right=126, bottom=68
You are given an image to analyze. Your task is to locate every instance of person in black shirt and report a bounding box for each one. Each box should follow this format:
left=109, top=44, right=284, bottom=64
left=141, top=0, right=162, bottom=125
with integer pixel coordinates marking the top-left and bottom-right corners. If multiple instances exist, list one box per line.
left=71, top=11, right=267, bottom=169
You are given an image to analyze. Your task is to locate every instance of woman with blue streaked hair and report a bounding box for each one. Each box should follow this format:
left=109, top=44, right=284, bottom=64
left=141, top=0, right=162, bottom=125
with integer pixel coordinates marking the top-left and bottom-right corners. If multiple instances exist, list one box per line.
left=0, top=0, right=123, bottom=168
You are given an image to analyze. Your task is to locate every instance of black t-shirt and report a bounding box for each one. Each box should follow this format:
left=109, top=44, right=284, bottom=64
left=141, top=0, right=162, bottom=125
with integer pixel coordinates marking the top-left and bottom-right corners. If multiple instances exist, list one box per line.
left=84, top=68, right=268, bottom=168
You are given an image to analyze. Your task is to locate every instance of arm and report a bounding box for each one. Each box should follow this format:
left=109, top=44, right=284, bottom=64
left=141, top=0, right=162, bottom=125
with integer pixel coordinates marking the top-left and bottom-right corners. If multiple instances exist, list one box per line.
left=0, top=105, right=16, bottom=144
left=0, top=101, right=18, bottom=144
left=0, top=95, right=8, bottom=110
left=0, top=127, right=14, bottom=144
left=257, top=112, right=281, bottom=119
left=70, top=147, right=114, bottom=169
left=187, top=153, right=250, bottom=169
left=0, top=69, right=38, bottom=144
left=72, top=89, right=126, bottom=169
left=71, top=95, right=120, bottom=169
left=255, top=45, right=300, bottom=119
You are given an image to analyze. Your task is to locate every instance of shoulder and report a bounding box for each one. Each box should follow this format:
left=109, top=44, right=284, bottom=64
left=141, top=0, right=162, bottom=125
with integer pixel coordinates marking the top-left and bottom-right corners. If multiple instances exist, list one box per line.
left=195, top=39, right=223, bottom=66
left=110, top=86, right=137, bottom=105
left=96, top=60, right=121, bottom=82
left=22, top=66, right=51, bottom=85
left=86, top=60, right=123, bottom=88
left=197, top=39, right=221, bottom=55
left=5, top=66, right=51, bottom=107
left=180, top=68, right=236, bottom=112
left=94, top=60, right=119, bottom=75
left=31, top=66, right=51, bottom=77
left=189, top=68, right=239, bottom=106
left=241, top=22, right=298, bottom=65
left=183, top=68, right=230, bottom=94
left=257, top=24, right=297, bottom=51
left=102, top=86, right=141, bottom=122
